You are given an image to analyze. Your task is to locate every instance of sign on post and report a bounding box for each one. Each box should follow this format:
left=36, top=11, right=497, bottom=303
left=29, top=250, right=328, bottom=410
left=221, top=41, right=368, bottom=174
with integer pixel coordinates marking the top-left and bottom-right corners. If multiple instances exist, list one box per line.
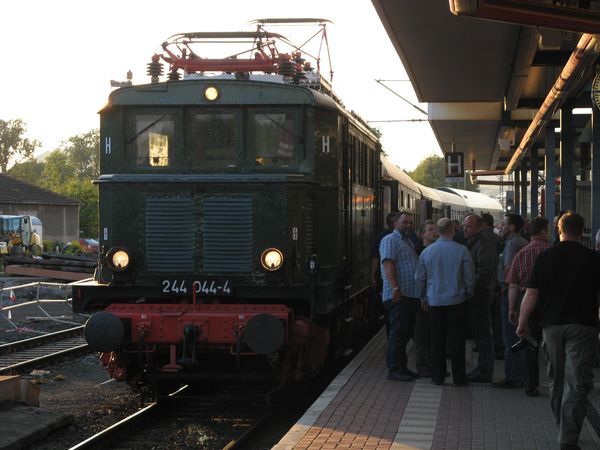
left=445, top=152, right=464, bottom=184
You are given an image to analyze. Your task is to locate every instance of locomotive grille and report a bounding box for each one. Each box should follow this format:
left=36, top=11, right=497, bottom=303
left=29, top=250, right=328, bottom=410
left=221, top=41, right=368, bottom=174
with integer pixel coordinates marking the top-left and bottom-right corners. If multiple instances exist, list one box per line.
left=203, top=196, right=253, bottom=272
left=305, top=199, right=314, bottom=256
left=145, top=197, right=195, bottom=272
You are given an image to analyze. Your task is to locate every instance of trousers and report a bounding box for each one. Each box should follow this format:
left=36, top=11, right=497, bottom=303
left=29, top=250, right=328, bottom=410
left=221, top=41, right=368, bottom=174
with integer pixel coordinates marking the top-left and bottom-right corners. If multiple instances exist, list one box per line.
left=429, top=302, right=467, bottom=384
left=542, top=324, right=597, bottom=447
left=384, top=297, right=419, bottom=371
left=467, top=294, right=495, bottom=378
left=501, top=289, right=522, bottom=382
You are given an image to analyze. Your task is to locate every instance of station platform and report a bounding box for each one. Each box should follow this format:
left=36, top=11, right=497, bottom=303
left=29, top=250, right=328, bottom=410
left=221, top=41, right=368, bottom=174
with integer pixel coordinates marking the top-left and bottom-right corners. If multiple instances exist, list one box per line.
left=274, top=327, right=600, bottom=450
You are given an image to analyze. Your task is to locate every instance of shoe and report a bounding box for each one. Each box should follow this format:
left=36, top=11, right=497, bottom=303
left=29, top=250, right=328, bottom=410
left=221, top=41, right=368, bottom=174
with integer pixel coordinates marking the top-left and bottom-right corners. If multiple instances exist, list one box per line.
left=453, top=381, right=468, bottom=387
left=560, top=445, right=581, bottom=450
left=417, top=369, right=431, bottom=378
left=402, top=368, right=421, bottom=379
left=525, top=389, right=540, bottom=397
left=492, top=378, right=522, bottom=389
left=431, top=379, right=444, bottom=386
left=388, top=370, right=413, bottom=381
left=467, top=374, right=491, bottom=383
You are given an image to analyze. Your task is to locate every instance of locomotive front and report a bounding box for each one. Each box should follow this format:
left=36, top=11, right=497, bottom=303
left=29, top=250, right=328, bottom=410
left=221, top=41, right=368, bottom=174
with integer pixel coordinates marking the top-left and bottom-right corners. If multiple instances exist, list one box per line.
left=75, top=78, right=336, bottom=387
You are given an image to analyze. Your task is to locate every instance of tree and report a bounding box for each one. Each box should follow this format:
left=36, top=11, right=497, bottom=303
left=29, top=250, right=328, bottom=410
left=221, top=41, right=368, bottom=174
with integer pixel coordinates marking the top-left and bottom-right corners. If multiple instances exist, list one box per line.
left=39, top=151, right=73, bottom=190
left=7, top=158, right=45, bottom=185
left=58, top=130, right=99, bottom=180
left=409, top=155, right=446, bottom=188
left=0, top=119, right=40, bottom=173
left=409, top=155, right=479, bottom=192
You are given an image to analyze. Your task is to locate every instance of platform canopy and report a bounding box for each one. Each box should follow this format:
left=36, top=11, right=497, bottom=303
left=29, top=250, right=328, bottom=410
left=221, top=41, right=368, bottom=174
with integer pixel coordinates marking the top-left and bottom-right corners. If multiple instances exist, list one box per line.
left=371, top=0, right=599, bottom=175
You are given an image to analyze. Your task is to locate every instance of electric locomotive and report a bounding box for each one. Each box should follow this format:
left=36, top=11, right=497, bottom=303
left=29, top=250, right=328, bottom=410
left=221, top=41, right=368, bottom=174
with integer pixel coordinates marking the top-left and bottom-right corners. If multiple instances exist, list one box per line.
left=75, top=20, right=382, bottom=390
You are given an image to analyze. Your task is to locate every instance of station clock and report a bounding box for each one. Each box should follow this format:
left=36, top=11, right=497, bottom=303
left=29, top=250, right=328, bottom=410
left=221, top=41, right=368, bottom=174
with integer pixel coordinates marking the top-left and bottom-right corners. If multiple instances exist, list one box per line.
left=592, top=70, right=600, bottom=111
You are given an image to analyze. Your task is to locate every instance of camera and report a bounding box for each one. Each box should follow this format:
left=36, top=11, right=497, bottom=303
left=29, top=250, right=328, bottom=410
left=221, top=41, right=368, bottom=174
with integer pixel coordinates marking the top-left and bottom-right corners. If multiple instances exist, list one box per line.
left=511, top=335, right=538, bottom=353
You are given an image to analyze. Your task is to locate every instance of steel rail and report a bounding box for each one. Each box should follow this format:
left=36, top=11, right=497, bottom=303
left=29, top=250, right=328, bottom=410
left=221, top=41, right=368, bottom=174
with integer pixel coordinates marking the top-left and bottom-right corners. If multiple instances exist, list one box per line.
left=68, top=385, right=188, bottom=450
left=222, top=407, right=277, bottom=450
left=68, top=401, right=159, bottom=450
left=0, top=326, right=87, bottom=374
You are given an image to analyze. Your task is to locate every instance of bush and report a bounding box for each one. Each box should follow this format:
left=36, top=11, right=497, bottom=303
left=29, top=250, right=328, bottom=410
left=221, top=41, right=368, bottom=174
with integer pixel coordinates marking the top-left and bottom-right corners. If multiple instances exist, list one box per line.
left=62, top=241, right=82, bottom=255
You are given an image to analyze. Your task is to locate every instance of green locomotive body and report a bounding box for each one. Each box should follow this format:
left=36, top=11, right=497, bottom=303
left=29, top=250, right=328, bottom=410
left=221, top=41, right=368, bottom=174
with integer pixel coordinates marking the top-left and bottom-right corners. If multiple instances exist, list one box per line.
left=75, top=74, right=382, bottom=386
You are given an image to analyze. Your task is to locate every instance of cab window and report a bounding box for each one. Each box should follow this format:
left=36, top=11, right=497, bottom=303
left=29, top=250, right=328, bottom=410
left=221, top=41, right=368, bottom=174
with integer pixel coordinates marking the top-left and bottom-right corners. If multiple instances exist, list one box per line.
left=130, top=114, right=176, bottom=167
left=252, top=110, right=297, bottom=168
left=189, top=111, right=238, bottom=168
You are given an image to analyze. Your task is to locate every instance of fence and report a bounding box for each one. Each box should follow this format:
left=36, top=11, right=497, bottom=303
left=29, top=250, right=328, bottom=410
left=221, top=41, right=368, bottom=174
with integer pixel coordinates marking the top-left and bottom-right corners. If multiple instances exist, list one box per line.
left=0, top=280, right=89, bottom=334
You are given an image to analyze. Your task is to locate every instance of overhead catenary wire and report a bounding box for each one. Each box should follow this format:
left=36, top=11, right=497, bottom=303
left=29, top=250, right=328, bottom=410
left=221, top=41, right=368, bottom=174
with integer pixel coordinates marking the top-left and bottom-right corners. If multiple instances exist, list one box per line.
left=375, top=79, right=428, bottom=116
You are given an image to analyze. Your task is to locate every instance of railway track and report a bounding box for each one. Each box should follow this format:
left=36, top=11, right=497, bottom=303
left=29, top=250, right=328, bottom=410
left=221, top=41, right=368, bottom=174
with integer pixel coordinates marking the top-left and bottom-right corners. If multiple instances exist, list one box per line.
left=67, top=383, right=279, bottom=450
left=0, top=326, right=88, bottom=374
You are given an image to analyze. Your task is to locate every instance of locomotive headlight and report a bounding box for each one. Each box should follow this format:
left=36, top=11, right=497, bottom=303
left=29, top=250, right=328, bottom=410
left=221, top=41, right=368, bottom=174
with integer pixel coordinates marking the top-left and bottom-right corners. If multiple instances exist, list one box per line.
left=260, top=248, right=283, bottom=271
left=107, top=248, right=130, bottom=271
left=204, top=86, right=219, bottom=101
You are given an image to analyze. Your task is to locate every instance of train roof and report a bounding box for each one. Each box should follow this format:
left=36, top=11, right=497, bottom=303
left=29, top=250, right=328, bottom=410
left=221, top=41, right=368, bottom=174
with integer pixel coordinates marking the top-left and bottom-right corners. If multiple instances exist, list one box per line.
left=380, top=157, right=420, bottom=193
left=437, top=187, right=503, bottom=212
left=415, top=183, right=443, bottom=204
left=435, top=188, right=468, bottom=208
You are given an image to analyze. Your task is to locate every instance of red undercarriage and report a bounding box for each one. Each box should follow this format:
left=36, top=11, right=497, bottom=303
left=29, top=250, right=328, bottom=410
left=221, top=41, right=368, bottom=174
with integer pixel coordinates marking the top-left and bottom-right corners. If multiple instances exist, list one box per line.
left=105, top=302, right=291, bottom=345
left=97, top=303, right=325, bottom=381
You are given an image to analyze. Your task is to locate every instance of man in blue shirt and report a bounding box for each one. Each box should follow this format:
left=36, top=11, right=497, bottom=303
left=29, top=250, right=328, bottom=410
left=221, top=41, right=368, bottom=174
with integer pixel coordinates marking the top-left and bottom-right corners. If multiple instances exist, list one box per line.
left=416, top=218, right=476, bottom=385
left=380, top=212, right=420, bottom=381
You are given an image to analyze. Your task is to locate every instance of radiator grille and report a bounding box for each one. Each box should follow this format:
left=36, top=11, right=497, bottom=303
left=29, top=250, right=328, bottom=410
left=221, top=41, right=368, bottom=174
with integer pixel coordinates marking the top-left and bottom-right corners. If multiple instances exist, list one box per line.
left=203, top=196, right=253, bottom=272
left=305, top=199, right=314, bottom=256
left=145, top=197, right=194, bottom=272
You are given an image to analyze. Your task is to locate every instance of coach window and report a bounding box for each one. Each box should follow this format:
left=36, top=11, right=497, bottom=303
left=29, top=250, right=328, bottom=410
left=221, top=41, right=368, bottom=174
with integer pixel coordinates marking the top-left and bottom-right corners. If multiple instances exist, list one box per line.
left=189, top=111, right=238, bottom=168
left=129, top=113, right=176, bottom=167
left=353, top=137, right=360, bottom=183
left=252, top=110, right=297, bottom=168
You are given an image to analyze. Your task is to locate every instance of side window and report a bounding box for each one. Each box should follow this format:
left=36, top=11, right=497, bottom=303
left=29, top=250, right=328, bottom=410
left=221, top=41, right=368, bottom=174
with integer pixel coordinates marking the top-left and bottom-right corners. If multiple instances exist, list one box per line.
left=253, top=111, right=296, bottom=167
left=189, top=111, right=238, bottom=168
left=353, top=136, right=360, bottom=183
left=130, top=114, right=176, bottom=167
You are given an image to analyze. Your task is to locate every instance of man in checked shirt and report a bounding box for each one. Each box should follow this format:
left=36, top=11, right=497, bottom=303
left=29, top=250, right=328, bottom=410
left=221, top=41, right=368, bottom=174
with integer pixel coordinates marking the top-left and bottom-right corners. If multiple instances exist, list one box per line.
left=380, top=211, right=421, bottom=381
left=507, top=216, right=550, bottom=397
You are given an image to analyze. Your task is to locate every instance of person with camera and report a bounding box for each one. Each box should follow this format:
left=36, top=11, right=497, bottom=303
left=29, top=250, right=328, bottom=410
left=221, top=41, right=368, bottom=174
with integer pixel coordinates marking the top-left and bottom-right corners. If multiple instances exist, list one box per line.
left=516, top=211, right=600, bottom=450
left=507, top=216, right=551, bottom=397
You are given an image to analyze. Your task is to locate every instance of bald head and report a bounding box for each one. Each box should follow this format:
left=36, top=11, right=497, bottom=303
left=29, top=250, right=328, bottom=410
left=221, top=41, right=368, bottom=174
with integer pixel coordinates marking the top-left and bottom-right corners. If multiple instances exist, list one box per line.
left=437, top=218, right=455, bottom=238
left=463, top=214, right=482, bottom=239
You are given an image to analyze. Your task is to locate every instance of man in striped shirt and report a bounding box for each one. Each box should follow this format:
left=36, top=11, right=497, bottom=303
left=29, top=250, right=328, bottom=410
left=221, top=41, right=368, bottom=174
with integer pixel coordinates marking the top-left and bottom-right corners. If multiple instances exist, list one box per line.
left=507, top=216, right=550, bottom=396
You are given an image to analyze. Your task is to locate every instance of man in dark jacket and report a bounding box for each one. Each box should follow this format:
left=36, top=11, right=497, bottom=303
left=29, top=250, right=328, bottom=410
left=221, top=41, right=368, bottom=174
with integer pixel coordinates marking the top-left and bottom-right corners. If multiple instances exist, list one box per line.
left=481, top=212, right=504, bottom=360
left=463, top=214, right=498, bottom=383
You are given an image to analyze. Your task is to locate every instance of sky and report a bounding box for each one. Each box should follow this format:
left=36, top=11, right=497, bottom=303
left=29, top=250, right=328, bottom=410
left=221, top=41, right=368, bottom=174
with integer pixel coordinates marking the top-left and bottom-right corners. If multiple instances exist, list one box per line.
left=0, top=0, right=442, bottom=172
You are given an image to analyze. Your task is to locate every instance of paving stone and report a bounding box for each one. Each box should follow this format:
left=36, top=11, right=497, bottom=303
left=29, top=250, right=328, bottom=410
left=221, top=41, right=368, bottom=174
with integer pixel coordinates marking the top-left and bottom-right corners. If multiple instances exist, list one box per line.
left=274, top=328, right=600, bottom=450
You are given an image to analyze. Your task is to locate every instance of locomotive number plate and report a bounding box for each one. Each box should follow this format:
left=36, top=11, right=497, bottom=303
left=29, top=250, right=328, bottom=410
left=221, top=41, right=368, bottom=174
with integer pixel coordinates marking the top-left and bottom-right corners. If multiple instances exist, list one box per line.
left=161, top=279, right=233, bottom=296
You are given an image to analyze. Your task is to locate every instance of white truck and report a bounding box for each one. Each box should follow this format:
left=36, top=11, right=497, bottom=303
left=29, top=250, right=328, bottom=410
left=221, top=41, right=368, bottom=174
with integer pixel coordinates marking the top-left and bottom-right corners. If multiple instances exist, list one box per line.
left=0, top=215, right=43, bottom=254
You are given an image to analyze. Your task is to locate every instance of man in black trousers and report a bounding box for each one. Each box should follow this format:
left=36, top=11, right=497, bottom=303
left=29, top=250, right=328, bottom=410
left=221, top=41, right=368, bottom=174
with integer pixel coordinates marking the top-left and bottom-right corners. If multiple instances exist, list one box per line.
left=416, top=218, right=475, bottom=385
